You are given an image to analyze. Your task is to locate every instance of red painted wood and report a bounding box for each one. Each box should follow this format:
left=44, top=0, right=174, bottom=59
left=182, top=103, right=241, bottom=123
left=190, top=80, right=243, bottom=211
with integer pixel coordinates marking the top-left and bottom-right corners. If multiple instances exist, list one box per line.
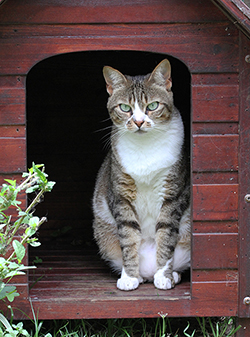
left=0, top=0, right=226, bottom=24
left=238, top=32, right=250, bottom=318
left=192, top=122, right=239, bottom=135
left=192, top=72, right=239, bottom=85
left=193, top=135, right=239, bottom=172
left=0, top=138, right=26, bottom=173
left=193, top=172, right=238, bottom=184
left=0, top=22, right=239, bottom=75
left=192, top=233, right=238, bottom=269
left=0, top=76, right=26, bottom=125
left=211, top=0, right=250, bottom=39
left=0, top=126, right=26, bottom=138
left=192, top=85, right=239, bottom=122
left=193, top=184, right=238, bottom=221
left=191, top=282, right=237, bottom=316
left=192, top=269, right=238, bottom=282
left=193, top=221, right=238, bottom=233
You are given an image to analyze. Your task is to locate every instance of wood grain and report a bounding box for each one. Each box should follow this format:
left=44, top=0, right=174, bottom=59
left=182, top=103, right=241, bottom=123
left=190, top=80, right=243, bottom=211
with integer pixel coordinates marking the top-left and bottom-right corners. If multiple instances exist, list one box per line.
left=192, top=233, right=238, bottom=269
left=0, top=0, right=226, bottom=24
left=0, top=23, right=239, bottom=75
left=192, top=85, right=239, bottom=122
left=193, top=135, right=239, bottom=172
left=193, top=184, right=238, bottom=221
left=238, top=32, right=250, bottom=318
left=0, top=138, right=26, bottom=173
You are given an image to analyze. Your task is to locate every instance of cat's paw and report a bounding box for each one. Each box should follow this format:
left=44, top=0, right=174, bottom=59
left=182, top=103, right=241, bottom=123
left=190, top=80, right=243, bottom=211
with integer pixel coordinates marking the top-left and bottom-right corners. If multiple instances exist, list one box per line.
left=117, top=275, right=142, bottom=291
left=154, top=270, right=181, bottom=290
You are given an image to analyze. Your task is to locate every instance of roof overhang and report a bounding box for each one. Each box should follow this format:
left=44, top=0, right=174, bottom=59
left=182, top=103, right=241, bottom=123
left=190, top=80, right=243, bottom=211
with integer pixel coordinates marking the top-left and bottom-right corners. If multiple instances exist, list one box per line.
left=211, top=0, right=250, bottom=39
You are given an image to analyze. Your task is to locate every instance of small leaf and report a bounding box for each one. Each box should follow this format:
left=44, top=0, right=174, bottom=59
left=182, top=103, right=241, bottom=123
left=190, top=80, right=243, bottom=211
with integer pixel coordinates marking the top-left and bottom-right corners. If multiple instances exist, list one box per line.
left=26, top=185, right=39, bottom=194
left=12, top=240, right=25, bottom=263
left=6, top=289, right=19, bottom=302
left=29, top=216, right=40, bottom=227
left=29, top=241, right=41, bottom=247
left=4, top=179, right=16, bottom=187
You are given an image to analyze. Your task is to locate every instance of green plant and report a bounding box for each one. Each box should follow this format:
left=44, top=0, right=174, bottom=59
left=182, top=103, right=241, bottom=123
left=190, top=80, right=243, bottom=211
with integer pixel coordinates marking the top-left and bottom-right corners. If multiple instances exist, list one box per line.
left=196, top=317, right=241, bottom=337
left=0, top=163, right=55, bottom=304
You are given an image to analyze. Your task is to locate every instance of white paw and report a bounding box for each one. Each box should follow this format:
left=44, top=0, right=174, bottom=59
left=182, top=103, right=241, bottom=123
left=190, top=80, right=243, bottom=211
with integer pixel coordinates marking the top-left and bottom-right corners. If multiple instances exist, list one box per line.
left=173, top=271, right=181, bottom=284
left=154, top=273, right=173, bottom=290
left=117, top=276, right=140, bottom=291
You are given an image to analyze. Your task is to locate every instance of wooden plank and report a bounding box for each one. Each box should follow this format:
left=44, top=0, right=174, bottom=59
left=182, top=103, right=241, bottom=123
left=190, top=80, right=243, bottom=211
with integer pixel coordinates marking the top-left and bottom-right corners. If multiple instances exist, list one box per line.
left=192, top=85, right=239, bottom=122
left=193, top=172, right=238, bottom=184
left=0, top=77, right=26, bottom=125
left=193, top=221, right=238, bottom=233
left=192, top=122, right=239, bottom=135
left=238, top=32, right=250, bottom=318
left=192, top=233, right=238, bottom=269
left=0, top=138, right=26, bottom=173
left=0, top=126, right=26, bottom=137
left=193, top=135, right=239, bottom=172
left=24, top=281, right=237, bottom=319
left=0, top=104, right=25, bottom=125
left=193, top=184, right=238, bottom=221
left=191, top=281, right=238, bottom=316
left=0, top=0, right=226, bottom=24
left=192, top=269, right=238, bottom=282
left=192, top=72, right=239, bottom=85
left=0, top=22, right=239, bottom=75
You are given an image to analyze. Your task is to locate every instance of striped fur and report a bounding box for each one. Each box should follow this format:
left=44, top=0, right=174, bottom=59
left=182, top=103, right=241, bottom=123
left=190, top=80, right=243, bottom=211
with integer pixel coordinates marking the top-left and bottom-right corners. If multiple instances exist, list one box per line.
left=93, top=59, right=191, bottom=291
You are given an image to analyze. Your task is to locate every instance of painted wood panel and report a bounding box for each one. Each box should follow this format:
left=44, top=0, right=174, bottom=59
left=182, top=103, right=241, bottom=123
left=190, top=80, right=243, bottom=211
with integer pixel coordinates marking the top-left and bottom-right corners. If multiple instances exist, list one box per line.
left=238, top=32, right=250, bottom=318
left=193, top=134, right=239, bottom=172
left=193, top=171, right=238, bottom=184
left=193, top=184, right=238, bottom=221
left=0, top=76, right=26, bottom=125
left=0, top=0, right=227, bottom=24
left=193, top=221, right=238, bottom=233
left=0, top=23, right=239, bottom=75
left=192, top=233, right=238, bottom=269
left=192, top=85, right=239, bottom=122
left=192, top=122, right=239, bottom=135
left=0, top=138, right=26, bottom=173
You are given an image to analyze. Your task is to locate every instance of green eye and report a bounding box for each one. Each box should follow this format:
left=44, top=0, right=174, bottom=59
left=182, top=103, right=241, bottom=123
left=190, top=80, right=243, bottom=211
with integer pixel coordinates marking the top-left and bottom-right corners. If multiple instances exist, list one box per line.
left=120, top=104, right=131, bottom=112
left=147, top=101, right=159, bottom=111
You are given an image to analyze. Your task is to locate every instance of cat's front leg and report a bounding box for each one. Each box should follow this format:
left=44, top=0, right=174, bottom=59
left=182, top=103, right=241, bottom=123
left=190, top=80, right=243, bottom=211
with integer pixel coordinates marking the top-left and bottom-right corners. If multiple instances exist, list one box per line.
left=154, top=221, right=180, bottom=290
left=116, top=220, right=142, bottom=291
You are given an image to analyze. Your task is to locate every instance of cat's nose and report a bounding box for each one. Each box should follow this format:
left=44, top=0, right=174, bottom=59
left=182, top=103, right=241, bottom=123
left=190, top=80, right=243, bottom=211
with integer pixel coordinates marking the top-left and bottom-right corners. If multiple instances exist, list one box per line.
left=134, top=120, right=144, bottom=128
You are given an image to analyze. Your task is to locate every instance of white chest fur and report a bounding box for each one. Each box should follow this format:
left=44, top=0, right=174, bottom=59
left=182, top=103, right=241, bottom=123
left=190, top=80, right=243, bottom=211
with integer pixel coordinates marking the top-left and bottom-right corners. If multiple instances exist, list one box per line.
left=116, top=113, right=184, bottom=238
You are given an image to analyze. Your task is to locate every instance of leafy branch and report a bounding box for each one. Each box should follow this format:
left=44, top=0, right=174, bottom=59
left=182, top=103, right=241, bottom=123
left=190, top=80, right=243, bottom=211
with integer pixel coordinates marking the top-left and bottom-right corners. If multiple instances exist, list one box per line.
left=0, top=163, right=55, bottom=302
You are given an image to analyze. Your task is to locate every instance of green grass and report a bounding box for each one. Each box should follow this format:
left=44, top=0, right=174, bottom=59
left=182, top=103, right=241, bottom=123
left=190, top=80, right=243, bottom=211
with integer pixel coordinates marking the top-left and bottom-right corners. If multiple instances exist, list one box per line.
left=0, top=316, right=241, bottom=337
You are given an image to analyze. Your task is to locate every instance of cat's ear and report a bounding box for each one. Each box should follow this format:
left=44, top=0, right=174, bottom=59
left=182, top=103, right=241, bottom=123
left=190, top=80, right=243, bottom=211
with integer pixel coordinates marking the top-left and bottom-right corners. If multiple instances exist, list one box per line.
left=148, top=59, right=172, bottom=91
left=103, top=66, right=127, bottom=95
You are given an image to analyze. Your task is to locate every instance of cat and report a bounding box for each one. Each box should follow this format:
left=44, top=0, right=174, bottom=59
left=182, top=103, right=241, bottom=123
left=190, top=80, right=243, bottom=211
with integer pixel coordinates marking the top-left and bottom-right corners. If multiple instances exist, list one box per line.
left=92, top=59, right=191, bottom=291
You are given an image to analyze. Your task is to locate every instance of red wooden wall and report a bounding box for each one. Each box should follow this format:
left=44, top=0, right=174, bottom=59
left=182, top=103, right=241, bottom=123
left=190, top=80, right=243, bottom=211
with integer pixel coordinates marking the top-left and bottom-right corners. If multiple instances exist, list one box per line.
left=0, top=0, right=250, bottom=325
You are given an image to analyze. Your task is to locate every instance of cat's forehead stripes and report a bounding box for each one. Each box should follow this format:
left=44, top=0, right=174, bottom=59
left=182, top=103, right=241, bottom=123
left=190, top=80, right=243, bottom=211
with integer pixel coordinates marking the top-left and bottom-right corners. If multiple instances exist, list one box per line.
left=128, top=78, right=148, bottom=108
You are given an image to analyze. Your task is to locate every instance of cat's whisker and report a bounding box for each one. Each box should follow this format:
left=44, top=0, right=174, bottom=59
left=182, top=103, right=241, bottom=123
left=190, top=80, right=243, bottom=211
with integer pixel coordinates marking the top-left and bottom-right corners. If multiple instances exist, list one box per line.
left=94, top=125, right=113, bottom=133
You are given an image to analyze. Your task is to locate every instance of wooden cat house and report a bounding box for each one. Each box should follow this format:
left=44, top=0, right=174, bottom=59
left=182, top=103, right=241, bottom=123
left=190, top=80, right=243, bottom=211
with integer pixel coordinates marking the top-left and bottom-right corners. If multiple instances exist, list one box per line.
left=0, top=0, right=250, bottom=334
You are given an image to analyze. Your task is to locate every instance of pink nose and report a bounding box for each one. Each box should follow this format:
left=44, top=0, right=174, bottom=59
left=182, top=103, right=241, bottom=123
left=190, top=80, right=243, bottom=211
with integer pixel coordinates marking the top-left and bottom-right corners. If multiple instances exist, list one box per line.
left=134, top=120, right=144, bottom=128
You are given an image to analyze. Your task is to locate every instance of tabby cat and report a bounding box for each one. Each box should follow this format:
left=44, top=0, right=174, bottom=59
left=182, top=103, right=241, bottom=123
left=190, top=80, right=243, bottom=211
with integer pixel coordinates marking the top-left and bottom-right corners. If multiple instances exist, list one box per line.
left=93, top=59, right=191, bottom=291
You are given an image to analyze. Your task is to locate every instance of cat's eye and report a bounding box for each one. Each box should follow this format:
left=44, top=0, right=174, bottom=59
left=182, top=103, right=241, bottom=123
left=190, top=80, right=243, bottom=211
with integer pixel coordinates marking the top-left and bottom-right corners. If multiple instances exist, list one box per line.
left=147, top=101, right=159, bottom=111
left=119, top=104, right=131, bottom=113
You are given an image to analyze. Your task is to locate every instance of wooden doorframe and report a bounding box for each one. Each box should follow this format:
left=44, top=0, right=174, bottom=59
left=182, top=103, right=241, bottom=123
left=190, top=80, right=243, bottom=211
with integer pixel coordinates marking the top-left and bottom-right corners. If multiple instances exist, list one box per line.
left=237, top=31, right=250, bottom=336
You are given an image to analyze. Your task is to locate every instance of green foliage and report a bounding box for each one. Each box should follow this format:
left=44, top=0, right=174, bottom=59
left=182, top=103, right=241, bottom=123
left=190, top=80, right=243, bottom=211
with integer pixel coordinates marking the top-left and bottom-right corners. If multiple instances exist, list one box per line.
left=196, top=317, right=241, bottom=337
left=0, top=163, right=55, bottom=304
